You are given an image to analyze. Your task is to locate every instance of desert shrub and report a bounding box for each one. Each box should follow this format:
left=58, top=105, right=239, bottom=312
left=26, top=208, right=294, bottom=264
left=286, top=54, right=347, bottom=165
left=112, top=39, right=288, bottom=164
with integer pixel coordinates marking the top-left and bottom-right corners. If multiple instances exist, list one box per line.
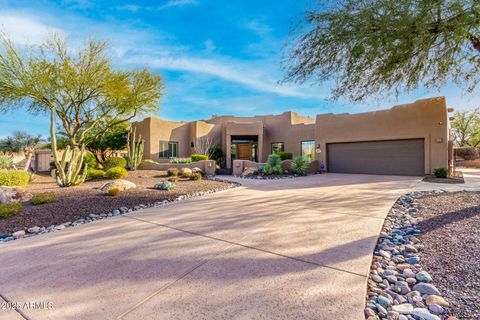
left=208, top=145, right=224, bottom=160
left=263, top=163, right=282, bottom=175
left=0, top=170, right=30, bottom=187
left=0, top=202, right=22, bottom=219
left=105, top=166, right=128, bottom=179
left=267, top=154, right=282, bottom=167
left=433, top=167, right=448, bottom=178
left=170, top=157, right=192, bottom=164
left=153, top=181, right=176, bottom=190
left=455, top=147, right=479, bottom=160
left=103, top=157, right=127, bottom=170
left=167, top=168, right=180, bottom=176
left=276, top=152, right=293, bottom=161
left=0, top=155, right=14, bottom=169
left=191, top=154, right=208, bottom=162
left=107, top=188, right=121, bottom=196
left=32, top=192, right=57, bottom=205
left=86, top=168, right=105, bottom=180
left=84, top=152, right=98, bottom=168
left=291, top=156, right=309, bottom=176
left=189, top=172, right=202, bottom=181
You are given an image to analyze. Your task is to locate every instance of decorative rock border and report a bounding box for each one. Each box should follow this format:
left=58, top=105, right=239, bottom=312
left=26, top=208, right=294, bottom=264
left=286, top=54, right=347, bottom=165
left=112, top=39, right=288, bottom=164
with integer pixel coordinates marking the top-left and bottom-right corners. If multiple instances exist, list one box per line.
left=365, top=190, right=457, bottom=320
left=235, top=172, right=322, bottom=180
left=0, top=177, right=240, bottom=244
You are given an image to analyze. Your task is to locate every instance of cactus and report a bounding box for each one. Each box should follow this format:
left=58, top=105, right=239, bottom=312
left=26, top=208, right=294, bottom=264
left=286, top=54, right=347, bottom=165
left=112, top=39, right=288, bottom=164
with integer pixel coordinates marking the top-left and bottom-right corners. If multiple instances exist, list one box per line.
left=50, top=109, right=88, bottom=187
left=53, top=145, right=88, bottom=187
left=127, top=127, right=144, bottom=171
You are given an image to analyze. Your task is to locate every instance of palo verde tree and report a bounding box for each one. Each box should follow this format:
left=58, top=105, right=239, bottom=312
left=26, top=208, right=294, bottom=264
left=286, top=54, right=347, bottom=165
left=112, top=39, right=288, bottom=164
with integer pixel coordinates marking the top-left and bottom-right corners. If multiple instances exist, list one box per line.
left=284, top=0, right=480, bottom=101
left=0, top=33, right=163, bottom=186
left=451, top=108, right=480, bottom=146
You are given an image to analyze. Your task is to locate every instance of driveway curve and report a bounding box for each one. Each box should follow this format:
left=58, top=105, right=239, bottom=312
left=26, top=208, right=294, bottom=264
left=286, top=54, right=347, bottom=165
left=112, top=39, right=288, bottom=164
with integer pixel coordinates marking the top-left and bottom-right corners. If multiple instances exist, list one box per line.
left=0, top=173, right=427, bottom=320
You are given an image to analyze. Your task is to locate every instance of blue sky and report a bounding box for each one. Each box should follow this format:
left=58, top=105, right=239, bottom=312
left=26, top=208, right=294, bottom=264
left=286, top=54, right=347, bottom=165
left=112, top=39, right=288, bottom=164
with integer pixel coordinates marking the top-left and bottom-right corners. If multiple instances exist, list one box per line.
left=0, top=0, right=478, bottom=137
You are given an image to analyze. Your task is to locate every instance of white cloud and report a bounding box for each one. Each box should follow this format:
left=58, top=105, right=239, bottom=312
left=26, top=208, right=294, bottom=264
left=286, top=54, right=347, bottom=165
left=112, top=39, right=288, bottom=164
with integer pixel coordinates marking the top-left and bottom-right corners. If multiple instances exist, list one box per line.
left=245, top=19, right=272, bottom=36
left=125, top=53, right=326, bottom=99
left=116, top=4, right=141, bottom=12
left=0, top=14, right=64, bottom=45
left=158, top=0, right=198, bottom=10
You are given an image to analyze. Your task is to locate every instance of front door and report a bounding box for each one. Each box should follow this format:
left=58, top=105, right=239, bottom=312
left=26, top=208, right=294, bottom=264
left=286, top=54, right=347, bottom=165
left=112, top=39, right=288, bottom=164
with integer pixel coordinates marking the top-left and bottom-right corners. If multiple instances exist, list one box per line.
left=237, top=143, right=252, bottom=160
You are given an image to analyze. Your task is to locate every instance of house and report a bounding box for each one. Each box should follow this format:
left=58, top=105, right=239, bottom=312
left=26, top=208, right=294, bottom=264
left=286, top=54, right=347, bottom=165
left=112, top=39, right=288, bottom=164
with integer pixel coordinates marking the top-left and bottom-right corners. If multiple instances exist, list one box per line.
left=133, top=97, right=453, bottom=176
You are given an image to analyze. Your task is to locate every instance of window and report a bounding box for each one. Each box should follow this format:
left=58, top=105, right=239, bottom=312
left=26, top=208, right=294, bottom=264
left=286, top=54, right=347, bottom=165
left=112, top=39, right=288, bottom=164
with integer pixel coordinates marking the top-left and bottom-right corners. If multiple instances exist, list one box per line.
left=159, top=141, right=178, bottom=158
left=301, top=141, right=315, bottom=161
left=271, top=142, right=284, bottom=154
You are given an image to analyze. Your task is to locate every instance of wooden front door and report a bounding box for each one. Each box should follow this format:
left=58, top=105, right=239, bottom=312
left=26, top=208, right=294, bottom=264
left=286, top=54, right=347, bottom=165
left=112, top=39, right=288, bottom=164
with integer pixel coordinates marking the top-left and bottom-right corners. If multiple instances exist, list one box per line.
left=237, top=143, right=252, bottom=160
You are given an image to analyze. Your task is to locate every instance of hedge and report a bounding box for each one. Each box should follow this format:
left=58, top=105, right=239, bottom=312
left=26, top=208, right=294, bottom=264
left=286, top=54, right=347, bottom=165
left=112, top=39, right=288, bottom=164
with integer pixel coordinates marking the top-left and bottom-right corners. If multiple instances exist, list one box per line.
left=105, top=166, right=128, bottom=179
left=276, top=152, right=293, bottom=161
left=191, top=154, right=208, bottom=162
left=103, top=157, right=127, bottom=170
left=0, top=170, right=30, bottom=187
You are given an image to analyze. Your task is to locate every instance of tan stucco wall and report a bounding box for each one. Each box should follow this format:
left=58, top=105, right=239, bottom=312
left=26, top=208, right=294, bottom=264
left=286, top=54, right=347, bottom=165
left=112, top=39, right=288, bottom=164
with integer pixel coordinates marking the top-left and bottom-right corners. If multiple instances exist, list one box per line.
left=315, top=97, right=449, bottom=174
left=134, top=97, right=449, bottom=174
left=133, top=117, right=190, bottom=162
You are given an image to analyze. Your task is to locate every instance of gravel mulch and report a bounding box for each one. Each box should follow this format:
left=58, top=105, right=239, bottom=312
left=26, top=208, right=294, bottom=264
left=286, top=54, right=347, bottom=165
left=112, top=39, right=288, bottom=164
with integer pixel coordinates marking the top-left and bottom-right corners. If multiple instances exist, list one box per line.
left=416, top=192, right=480, bottom=320
left=0, top=170, right=230, bottom=234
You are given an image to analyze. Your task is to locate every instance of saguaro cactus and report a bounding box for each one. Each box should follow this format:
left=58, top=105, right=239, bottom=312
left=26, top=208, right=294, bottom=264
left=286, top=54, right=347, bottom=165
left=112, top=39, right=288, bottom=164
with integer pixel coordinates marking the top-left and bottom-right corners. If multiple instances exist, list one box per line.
left=127, top=127, right=144, bottom=171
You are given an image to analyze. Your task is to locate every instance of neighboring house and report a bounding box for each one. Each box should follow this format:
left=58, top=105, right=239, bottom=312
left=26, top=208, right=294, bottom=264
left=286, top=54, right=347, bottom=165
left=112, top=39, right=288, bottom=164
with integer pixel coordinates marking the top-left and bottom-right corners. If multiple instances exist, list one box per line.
left=133, top=96, right=453, bottom=176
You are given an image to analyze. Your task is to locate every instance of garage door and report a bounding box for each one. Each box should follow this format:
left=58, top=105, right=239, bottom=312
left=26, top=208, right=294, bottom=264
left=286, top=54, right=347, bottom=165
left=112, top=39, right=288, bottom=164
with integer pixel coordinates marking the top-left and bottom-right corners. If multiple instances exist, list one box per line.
left=327, top=139, right=424, bottom=176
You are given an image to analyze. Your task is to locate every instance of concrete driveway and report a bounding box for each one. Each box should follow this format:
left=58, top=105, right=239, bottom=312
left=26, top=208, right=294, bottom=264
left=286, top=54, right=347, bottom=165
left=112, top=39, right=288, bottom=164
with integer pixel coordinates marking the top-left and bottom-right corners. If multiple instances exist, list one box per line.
left=0, top=173, right=438, bottom=320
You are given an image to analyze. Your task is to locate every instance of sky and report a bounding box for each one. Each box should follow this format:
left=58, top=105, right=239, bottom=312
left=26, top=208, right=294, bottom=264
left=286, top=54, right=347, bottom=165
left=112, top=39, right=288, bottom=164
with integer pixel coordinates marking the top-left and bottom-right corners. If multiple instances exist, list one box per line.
left=0, top=0, right=478, bottom=138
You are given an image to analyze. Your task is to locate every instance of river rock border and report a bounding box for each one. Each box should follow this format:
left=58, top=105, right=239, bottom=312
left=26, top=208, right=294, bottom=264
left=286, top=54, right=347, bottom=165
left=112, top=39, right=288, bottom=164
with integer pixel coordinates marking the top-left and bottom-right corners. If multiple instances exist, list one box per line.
left=0, top=177, right=240, bottom=244
left=365, top=190, right=457, bottom=320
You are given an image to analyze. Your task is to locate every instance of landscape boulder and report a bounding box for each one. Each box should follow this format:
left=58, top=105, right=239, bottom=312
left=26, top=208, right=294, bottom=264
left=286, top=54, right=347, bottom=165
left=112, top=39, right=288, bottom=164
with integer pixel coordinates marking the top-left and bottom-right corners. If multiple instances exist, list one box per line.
left=0, top=186, right=32, bottom=204
left=241, top=166, right=258, bottom=177
left=191, top=167, right=204, bottom=175
left=99, top=179, right=136, bottom=192
left=307, top=160, right=320, bottom=174
left=180, top=168, right=193, bottom=176
left=281, top=160, right=293, bottom=173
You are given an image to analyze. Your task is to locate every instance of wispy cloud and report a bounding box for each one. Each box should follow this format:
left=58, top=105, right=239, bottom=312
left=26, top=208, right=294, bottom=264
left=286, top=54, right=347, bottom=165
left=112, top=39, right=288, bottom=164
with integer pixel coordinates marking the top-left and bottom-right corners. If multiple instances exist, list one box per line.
left=0, top=13, right=64, bottom=45
left=125, top=53, right=326, bottom=99
left=159, top=0, right=198, bottom=9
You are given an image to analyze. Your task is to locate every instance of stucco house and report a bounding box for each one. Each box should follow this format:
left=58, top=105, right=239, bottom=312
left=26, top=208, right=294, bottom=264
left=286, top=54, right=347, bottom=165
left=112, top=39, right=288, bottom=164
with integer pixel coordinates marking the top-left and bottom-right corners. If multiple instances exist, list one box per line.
left=133, top=96, right=453, bottom=176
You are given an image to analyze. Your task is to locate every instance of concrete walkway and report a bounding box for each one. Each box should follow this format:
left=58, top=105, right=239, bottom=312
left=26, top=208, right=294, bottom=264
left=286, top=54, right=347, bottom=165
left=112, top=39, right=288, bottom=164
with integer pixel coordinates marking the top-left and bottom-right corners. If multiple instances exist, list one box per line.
left=0, top=172, right=477, bottom=320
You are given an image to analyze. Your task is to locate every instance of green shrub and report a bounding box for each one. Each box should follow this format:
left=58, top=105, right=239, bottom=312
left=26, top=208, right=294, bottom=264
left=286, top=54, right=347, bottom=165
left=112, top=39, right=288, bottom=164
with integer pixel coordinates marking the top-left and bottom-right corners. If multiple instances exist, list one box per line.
left=291, top=156, right=309, bottom=176
left=103, top=157, right=127, bottom=170
left=433, top=167, right=448, bottom=178
left=170, top=157, right=192, bottom=164
left=189, top=172, right=202, bottom=181
left=191, top=154, right=208, bottom=162
left=107, top=188, right=121, bottom=196
left=208, top=145, right=224, bottom=160
left=105, top=166, right=128, bottom=179
left=0, top=202, right=22, bottom=219
left=167, top=168, right=180, bottom=176
left=32, top=192, right=57, bottom=205
left=84, top=152, right=98, bottom=168
left=276, top=152, right=293, bottom=161
left=0, top=155, right=14, bottom=169
left=263, top=163, right=282, bottom=175
left=153, top=181, right=176, bottom=190
left=267, top=154, right=282, bottom=167
left=86, top=168, right=105, bottom=180
left=0, top=170, right=30, bottom=187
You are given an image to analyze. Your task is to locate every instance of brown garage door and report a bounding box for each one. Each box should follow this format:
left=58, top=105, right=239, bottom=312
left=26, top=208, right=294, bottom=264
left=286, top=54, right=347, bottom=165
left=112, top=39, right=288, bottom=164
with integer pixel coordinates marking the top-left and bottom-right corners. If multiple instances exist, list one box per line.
left=327, top=139, right=425, bottom=176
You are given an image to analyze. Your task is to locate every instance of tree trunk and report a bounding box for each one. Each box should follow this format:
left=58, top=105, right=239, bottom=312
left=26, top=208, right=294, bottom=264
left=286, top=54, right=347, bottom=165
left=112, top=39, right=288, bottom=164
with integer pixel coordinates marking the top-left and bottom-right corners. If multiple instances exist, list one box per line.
left=23, top=152, right=33, bottom=171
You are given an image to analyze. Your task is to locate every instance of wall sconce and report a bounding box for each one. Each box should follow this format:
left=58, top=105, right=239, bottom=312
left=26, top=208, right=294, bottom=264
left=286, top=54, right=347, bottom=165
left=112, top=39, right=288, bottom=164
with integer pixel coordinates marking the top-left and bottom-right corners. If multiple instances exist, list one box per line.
left=191, top=142, right=194, bottom=148
left=208, top=162, right=213, bottom=167
left=316, top=144, right=322, bottom=153
left=436, top=137, right=443, bottom=143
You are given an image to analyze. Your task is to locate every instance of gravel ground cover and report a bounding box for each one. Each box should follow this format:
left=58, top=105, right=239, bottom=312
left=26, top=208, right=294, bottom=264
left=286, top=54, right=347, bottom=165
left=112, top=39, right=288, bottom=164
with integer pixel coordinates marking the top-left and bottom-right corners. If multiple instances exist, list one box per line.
left=416, top=192, right=480, bottom=320
left=366, top=190, right=479, bottom=320
left=0, top=170, right=230, bottom=235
